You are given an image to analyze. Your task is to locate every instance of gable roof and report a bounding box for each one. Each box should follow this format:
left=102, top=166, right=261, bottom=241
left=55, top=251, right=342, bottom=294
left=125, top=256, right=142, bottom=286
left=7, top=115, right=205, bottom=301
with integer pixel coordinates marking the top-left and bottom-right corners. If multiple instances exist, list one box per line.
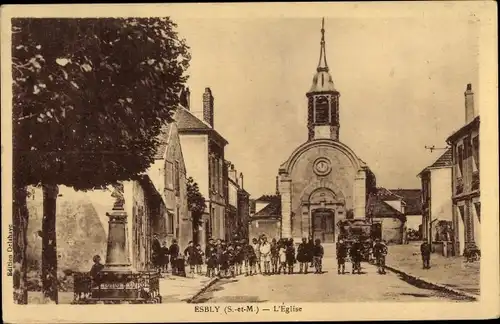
left=176, top=107, right=228, bottom=145
left=418, top=148, right=453, bottom=176
left=253, top=198, right=281, bottom=218
left=176, top=106, right=212, bottom=130
left=373, top=187, right=402, bottom=201
left=255, top=194, right=280, bottom=202
left=388, top=189, right=422, bottom=215
left=366, top=192, right=405, bottom=221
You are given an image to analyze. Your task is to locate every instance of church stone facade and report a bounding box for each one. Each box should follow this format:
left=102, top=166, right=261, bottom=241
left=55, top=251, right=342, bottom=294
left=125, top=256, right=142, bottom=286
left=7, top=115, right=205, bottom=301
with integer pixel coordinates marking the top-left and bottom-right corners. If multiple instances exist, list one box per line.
left=278, top=20, right=375, bottom=243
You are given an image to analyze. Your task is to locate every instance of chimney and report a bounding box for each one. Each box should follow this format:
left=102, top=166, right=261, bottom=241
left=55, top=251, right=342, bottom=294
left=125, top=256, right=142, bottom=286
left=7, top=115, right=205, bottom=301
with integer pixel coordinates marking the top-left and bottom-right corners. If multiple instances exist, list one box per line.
left=203, top=87, right=214, bottom=127
left=275, top=176, right=280, bottom=195
left=179, top=87, right=191, bottom=110
left=185, top=87, right=191, bottom=110
left=464, top=83, right=475, bottom=123
left=239, top=172, right=244, bottom=190
left=229, top=164, right=237, bottom=183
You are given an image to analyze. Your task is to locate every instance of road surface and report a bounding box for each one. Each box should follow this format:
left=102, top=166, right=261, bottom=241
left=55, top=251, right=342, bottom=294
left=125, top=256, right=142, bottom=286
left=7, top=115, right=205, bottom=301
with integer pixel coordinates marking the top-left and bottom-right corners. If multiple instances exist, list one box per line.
left=191, top=256, right=469, bottom=303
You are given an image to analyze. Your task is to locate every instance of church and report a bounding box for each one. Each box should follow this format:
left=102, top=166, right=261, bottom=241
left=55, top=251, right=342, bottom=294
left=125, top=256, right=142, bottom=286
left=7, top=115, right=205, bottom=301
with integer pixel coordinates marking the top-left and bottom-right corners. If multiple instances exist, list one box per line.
left=277, top=19, right=376, bottom=243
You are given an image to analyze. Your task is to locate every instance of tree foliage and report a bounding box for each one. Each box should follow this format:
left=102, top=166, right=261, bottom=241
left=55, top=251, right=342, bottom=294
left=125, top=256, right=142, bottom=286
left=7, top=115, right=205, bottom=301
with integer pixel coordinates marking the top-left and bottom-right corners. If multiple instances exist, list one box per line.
left=186, top=176, right=206, bottom=226
left=12, top=18, right=191, bottom=190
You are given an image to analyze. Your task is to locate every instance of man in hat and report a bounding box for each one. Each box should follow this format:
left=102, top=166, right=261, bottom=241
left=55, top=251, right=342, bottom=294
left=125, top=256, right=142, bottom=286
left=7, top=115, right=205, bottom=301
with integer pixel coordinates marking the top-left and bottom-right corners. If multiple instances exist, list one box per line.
left=420, top=240, right=432, bottom=269
left=169, top=239, right=180, bottom=275
left=151, top=234, right=162, bottom=272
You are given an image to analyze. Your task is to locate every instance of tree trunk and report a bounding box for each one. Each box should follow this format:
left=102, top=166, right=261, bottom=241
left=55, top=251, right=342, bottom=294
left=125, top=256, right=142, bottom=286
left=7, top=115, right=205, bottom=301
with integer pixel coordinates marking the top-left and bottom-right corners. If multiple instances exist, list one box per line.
left=42, top=184, right=59, bottom=304
left=12, top=184, right=29, bottom=304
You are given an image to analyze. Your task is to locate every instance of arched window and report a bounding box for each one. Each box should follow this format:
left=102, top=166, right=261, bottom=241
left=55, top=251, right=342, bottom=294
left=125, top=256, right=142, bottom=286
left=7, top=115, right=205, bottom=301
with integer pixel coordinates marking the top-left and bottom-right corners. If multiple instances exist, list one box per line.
left=315, top=96, right=330, bottom=124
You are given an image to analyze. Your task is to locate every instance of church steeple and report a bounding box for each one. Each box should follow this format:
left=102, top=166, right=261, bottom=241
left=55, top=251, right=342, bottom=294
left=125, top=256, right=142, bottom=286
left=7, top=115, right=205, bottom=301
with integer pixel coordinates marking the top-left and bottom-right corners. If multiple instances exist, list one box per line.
left=317, top=17, right=329, bottom=72
left=306, top=18, right=341, bottom=142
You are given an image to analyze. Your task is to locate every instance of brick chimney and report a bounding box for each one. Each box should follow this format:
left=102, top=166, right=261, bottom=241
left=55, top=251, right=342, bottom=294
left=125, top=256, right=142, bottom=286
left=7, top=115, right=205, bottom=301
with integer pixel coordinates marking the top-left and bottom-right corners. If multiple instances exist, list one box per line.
left=203, top=87, right=214, bottom=127
left=239, top=172, right=244, bottom=190
left=275, top=176, right=280, bottom=195
left=464, top=83, right=475, bottom=123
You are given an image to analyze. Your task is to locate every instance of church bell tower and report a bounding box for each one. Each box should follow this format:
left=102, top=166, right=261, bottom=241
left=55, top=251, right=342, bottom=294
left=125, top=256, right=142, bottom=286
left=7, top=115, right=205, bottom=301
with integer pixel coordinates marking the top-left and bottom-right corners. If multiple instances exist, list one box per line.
left=306, top=18, right=340, bottom=141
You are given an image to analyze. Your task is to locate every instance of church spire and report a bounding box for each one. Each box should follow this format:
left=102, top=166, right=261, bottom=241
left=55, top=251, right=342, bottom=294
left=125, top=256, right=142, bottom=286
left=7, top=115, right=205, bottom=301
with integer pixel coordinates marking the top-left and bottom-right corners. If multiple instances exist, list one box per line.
left=317, top=17, right=329, bottom=72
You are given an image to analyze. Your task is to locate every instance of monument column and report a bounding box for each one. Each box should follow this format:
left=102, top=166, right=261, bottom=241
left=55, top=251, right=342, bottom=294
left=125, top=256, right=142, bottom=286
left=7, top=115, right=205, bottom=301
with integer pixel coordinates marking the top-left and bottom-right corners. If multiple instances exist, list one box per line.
left=279, top=175, right=292, bottom=239
left=354, top=170, right=366, bottom=218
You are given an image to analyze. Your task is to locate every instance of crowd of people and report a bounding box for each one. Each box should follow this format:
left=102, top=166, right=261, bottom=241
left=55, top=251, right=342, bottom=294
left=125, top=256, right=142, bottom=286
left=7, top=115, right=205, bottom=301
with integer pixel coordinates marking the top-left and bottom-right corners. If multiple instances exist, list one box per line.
left=151, top=234, right=326, bottom=278
left=150, top=233, right=396, bottom=278
left=335, top=237, right=388, bottom=275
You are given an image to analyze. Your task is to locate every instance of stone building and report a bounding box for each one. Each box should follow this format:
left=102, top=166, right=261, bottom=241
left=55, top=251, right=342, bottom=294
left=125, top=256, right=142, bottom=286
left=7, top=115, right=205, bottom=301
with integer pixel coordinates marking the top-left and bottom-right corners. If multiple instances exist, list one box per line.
left=447, top=83, right=480, bottom=256
left=177, top=87, right=229, bottom=246
left=277, top=19, right=376, bottom=243
left=148, top=110, right=191, bottom=250
left=226, top=162, right=250, bottom=241
left=249, top=194, right=282, bottom=241
left=25, top=186, right=108, bottom=273
left=418, top=149, right=453, bottom=248
left=366, top=188, right=407, bottom=244
left=389, top=189, right=423, bottom=234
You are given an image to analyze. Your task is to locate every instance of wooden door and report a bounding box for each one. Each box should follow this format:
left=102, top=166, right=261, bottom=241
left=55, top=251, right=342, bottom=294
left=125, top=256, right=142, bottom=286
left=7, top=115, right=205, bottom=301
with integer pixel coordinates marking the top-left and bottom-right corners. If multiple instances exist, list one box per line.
left=313, top=212, right=324, bottom=241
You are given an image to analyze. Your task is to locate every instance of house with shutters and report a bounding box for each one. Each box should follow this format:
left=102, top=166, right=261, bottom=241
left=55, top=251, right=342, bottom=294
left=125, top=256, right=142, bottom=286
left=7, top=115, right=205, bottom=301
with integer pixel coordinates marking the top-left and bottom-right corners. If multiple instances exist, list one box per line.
left=446, top=83, right=480, bottom=257
left=417, top=149, right=453, bottom=249
left=176, top=87, right=229, bottom=246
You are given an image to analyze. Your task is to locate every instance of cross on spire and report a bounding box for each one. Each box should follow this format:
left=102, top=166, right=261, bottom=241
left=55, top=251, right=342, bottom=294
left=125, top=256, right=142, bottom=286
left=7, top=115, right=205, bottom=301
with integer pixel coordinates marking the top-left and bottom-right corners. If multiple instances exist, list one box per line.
left=317, top=17, right=329, bottom=72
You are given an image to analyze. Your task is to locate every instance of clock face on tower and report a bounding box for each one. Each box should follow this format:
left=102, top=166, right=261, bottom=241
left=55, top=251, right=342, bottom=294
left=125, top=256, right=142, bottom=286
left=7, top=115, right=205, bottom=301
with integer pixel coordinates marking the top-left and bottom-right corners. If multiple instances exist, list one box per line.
left=313, top=157, right=332, bottom=176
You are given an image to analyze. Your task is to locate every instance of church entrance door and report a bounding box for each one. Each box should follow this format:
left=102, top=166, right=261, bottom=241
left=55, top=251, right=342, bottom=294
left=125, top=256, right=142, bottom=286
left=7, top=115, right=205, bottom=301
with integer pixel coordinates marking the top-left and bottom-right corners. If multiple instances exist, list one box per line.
left=312, top=209, right=335, bottom=243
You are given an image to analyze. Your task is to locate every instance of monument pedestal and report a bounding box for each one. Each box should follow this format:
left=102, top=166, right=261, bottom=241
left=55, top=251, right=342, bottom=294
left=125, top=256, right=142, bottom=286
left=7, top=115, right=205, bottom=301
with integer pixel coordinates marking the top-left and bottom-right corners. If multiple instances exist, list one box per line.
left=73, top=188, right=161, bottom=304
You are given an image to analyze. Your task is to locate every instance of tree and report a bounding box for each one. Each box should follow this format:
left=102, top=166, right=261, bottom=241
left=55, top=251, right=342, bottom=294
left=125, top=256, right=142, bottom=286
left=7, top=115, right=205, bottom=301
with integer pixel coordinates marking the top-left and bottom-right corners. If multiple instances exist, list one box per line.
left=12, top=18, right=190, bottom=303
left=186, top=177, right=206, bottom=245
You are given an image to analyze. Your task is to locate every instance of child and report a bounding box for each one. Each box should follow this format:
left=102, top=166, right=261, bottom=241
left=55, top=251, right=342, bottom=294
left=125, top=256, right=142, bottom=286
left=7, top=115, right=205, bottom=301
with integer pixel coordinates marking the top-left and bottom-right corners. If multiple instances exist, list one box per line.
left=215, top=239, right=223, bottom=276
left=270, top=238, right=279, bottom=275
left=206, top=244, right=217, bottom=278
left=160, top=241, right=170, bottom=274
left=278, top=242, right=287, bottom=274
left=296, top=238, right=309, bottom=274
left=184, top=241, right=196, bottom=278
left=90, top=254, right=104, bottom=283
left=244, top=240, right=256, bottom=276
left=227, top=245, right=237, bottom=278
left=235, top=245, right=244, bottom=276
left=251, top=238, right=261, bottom=274
left=312, top=238, right=324, bottom=274
left=285, top=238, right=296, bottom=275
left=219, top=242, right=229, bottom=278
left=195, top=244, right=204, bottom=275
left=336, top=238, right=348, bottom=275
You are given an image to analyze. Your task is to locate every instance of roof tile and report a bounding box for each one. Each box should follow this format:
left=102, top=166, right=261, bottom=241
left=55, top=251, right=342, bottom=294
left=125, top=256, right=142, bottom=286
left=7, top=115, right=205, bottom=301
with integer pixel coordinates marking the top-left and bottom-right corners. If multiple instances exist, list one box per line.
left=388, top=189, right=422, bottom=215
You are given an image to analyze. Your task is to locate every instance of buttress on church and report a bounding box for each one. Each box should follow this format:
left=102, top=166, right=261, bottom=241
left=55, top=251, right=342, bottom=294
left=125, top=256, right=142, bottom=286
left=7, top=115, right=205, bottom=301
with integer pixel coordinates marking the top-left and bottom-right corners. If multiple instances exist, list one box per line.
left=275, top=20, right=378, bottom=244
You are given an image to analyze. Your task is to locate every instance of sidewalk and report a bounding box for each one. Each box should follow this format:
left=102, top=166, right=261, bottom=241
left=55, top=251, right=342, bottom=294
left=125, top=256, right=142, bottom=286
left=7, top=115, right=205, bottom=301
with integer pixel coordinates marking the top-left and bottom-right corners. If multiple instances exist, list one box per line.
left=385, top=242, right=480, bottom=299
left=27, top=272, right=217, bottom=304
left=160, top=273, right=217, bottom=303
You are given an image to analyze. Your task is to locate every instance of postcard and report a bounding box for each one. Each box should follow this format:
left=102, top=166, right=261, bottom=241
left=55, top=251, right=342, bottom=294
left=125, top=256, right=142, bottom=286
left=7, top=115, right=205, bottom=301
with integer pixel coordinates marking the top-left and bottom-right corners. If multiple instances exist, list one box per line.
left=1, top=2, right=498, bottom=323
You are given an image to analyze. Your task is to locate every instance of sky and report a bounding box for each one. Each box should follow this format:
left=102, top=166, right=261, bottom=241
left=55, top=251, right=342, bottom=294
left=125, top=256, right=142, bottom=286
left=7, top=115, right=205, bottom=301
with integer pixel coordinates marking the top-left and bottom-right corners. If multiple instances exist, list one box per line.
left=173, top=16, right=479, bottom=198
